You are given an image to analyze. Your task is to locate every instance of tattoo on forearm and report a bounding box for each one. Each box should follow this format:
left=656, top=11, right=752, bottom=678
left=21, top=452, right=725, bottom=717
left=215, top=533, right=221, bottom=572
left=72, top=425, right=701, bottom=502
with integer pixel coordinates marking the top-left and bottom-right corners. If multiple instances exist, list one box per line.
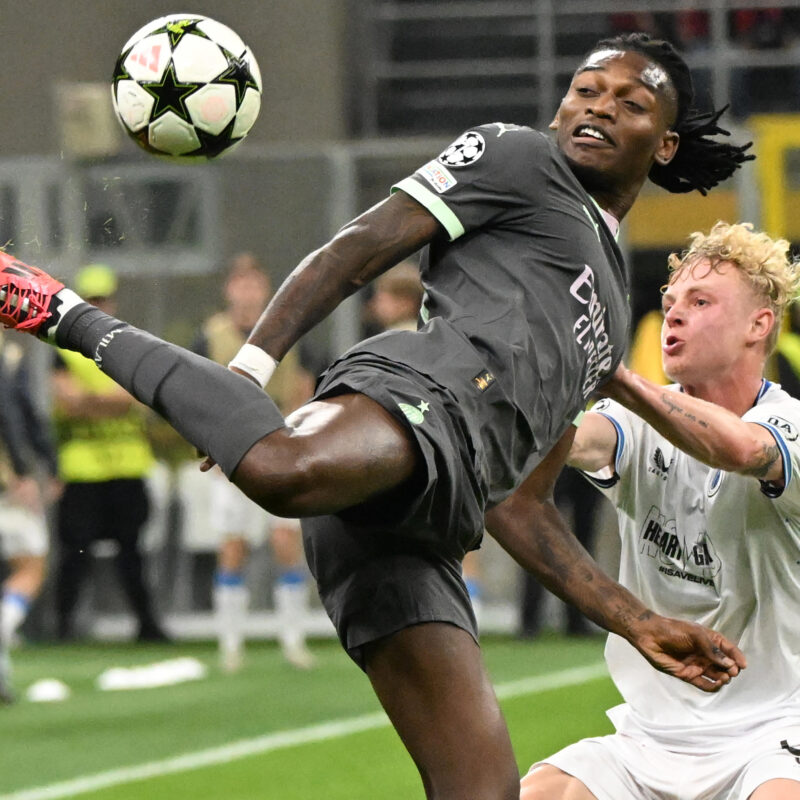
left=743, top=441, right=781, bottom=478
left=661, top=394, right=709, bottom=428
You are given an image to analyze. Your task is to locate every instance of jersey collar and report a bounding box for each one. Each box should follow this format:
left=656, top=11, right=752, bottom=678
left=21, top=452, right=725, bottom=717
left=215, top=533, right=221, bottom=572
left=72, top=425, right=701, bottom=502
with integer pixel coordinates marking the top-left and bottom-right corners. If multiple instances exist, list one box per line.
left=589, top=197, right=620, bottom=240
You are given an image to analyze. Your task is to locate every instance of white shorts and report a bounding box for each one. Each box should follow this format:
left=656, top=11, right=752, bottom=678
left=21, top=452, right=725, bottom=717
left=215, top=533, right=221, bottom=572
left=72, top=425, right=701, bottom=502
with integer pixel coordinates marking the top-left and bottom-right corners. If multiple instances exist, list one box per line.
left=176, top=462, right=299, bottom=551
left=0, top=494, right=49, bottom=558
left=532, top=721, right=800, bottom=800
left=208, top=469, right=271, bottom=546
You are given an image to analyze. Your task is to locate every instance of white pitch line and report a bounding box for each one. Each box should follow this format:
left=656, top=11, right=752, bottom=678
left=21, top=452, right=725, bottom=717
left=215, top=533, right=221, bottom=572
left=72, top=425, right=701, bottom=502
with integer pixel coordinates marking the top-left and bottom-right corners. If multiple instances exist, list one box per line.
left=1, top=661, right=608, bottom=800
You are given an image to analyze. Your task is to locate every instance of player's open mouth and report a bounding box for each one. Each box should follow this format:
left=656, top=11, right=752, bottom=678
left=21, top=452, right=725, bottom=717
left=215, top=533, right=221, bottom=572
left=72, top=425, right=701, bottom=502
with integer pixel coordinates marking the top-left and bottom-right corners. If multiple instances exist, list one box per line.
left=572, top=124, right=614, bottom=145
left=662, top=334, right=683, bottom=355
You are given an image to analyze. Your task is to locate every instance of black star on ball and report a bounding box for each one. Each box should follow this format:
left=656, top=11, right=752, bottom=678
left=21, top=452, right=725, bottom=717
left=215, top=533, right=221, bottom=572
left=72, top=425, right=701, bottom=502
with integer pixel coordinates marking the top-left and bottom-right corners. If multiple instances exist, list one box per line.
left=214, top=55, right=259, bottom=108
left=142, top=62, right=198, bottom=123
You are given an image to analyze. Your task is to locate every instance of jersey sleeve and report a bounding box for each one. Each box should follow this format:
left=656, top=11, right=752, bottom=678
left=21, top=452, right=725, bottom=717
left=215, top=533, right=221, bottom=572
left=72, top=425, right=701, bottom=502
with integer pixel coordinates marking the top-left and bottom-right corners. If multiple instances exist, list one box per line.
left=743, top=398, right=800, bottom=508
left=577, top=397, right=640, bottom=502
left=392, top=123, right=551, bottom=241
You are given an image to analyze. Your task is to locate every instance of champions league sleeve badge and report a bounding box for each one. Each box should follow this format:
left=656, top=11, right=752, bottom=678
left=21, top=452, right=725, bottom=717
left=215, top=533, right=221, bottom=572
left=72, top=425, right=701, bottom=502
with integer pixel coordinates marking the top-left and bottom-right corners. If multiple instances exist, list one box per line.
left=438, top=131, right=486, bottom=167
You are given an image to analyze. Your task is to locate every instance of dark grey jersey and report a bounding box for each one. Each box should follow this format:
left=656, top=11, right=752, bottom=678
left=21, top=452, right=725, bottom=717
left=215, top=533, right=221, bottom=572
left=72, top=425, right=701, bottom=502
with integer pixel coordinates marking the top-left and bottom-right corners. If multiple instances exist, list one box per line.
left=349, top=123, right=631, bottom=507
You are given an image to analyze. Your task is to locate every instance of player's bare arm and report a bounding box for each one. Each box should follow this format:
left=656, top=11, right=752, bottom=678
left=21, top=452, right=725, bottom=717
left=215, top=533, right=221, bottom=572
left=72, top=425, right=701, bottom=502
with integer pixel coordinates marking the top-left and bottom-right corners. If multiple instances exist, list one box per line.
left=245, top=191, right=441, bottom=361
left=486, top=428, right=745, bottom=692
left=566, top=411, right=618, bottom=473
left=604, top=364, right=784, bottom=482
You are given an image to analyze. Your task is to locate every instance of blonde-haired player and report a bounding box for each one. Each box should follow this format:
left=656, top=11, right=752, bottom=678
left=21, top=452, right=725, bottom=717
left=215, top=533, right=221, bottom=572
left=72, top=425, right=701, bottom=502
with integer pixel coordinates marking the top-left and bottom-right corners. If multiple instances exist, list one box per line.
left=523, top=221, right=800, bottom=800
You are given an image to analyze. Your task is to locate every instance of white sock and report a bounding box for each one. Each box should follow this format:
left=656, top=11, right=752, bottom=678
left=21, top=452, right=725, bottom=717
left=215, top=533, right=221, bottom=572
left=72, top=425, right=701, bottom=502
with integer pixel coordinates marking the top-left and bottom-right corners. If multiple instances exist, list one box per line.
left=213, top=575, right=249, bottom=656
left=274, top=573, right=309, bottom=651
left=1, top=592, right=30, bottom=644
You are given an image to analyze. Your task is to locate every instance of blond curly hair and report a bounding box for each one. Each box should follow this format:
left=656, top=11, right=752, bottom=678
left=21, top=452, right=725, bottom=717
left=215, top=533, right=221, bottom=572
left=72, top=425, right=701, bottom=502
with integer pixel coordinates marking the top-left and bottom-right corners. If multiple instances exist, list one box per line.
left=667, top=221, right=800, bottom=353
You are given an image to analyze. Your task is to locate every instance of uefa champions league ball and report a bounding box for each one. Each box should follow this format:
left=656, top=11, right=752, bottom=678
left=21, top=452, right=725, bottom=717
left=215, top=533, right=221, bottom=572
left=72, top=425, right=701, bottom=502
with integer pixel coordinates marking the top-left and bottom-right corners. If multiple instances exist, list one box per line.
left=112, top=14, right=262, bottom=161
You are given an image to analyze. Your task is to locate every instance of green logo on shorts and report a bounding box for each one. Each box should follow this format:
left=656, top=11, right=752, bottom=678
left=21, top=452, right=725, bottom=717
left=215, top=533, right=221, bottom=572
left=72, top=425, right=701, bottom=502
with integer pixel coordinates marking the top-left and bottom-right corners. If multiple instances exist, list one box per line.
left=398, top=400, right=430, bottom=425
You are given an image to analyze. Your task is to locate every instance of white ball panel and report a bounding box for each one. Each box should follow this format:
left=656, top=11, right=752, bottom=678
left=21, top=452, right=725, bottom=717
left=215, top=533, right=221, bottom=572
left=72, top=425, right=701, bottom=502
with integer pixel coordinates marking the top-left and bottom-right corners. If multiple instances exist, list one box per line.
left=123, top=33, right=171, bottom=82
left=149, top=112, right=201, bottom=155
left=186, top=84, right=236, bottom=134
left=196, top=18, right=245, bottom=56
left=121, top=16, right=167, bottom=52
left=114, top=80, right=155, bottom=132
left=231, top=88, right=261, bottom=138
left=172, top=35, right=228, bottom=82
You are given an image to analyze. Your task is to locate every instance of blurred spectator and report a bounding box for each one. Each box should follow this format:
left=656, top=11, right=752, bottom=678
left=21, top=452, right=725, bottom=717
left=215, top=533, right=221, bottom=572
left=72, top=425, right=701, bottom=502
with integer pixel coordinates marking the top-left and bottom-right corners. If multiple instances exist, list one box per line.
left=0, top=331, right=59, bottom=701
left=364, top=260, right=425, bottom=335
left=775, top=303, right=800, bottom=399
left=50, top=264, right=168, bottom=642
left=191, top=252, right=316, bottom=671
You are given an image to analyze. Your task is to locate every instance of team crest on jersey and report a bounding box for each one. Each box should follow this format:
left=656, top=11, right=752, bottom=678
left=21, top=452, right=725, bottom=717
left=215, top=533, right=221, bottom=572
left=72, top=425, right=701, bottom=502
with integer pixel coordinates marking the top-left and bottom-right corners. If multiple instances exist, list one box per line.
left=397, top=399, right=431, bottom=425
left=592, top=398, right=611, bottom=412
left=767, top=415, right=798, bottom=442
left=438, top=131, right=485, bottom=167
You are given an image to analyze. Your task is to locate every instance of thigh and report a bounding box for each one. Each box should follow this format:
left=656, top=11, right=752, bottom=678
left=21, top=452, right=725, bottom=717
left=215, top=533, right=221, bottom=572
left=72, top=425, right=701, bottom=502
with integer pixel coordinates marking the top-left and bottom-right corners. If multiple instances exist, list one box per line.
left=234, top=393, right=420, bottom=518
left=364, top=622, right=519, bottom=800
left=107, top=480, right=149, bottom=544
left=734, top=724, right=800, bottom=800
left=749, top=780, right=800, bottom=800
left=57, top=483, right=101, bottom=547
left=0, top=494, right=48, bottom=558
left=520, top=764, right=598, bottom=800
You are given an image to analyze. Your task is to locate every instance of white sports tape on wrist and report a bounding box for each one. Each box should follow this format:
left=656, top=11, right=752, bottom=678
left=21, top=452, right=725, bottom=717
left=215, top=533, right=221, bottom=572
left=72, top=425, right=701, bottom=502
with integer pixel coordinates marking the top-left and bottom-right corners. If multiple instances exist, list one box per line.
left=228, top=344, right=278, bottom=388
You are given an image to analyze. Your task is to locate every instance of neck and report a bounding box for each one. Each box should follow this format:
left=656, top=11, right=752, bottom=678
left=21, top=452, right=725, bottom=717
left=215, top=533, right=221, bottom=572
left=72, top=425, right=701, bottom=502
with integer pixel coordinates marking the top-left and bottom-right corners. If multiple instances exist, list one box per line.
left=680, top=367, right=765, bottom=416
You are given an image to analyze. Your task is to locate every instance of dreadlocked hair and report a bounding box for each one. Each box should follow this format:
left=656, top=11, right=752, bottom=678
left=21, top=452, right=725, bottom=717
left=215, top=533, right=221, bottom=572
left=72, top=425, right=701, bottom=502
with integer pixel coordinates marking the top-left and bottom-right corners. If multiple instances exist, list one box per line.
left=588, top=33, right=754, bottom=195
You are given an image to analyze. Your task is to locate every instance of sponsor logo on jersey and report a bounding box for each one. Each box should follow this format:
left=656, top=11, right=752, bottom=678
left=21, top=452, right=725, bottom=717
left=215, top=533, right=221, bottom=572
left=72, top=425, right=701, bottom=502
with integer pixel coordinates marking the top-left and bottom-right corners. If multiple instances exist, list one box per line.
left=397, top=400, right=430, bottom=425
left=438, top=131, right=486, bottom=167
left=767, top=415, right=798, bottom=442
left=648, top=447, right=673, bottom=480
left=419, top=160, right=458, bottom=193
left=472, top=369, right=495, bottom=392
left=592, top=398, right=611, bottom=412
left=570, top=264, right=615, bottom=398
left=640, top=505, right=721, bottom=582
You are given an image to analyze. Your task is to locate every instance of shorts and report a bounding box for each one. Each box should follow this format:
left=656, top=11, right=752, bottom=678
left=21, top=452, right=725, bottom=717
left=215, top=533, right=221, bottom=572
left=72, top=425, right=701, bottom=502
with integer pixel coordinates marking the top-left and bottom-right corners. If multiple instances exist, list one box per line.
left=208, top=467, right=271, bottom=546
left=315, top=349, right=487, bottom=558
left=0, top=492, right=49, bottom=558
left=302, top=512, right=477, bottom=670
left=530, top=721, right=800, bottom=800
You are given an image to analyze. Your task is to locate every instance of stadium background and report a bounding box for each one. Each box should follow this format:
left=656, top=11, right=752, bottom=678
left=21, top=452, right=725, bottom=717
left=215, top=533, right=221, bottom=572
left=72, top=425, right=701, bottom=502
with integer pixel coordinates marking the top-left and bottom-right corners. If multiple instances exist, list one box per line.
left=1, top=2, right=799, bottom=796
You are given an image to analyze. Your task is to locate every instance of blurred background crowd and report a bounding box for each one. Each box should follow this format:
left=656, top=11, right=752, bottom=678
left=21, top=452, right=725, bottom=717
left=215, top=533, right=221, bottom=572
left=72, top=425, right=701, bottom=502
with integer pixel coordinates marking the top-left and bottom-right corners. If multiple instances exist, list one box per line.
left=2, top=0, right=800, bottom=691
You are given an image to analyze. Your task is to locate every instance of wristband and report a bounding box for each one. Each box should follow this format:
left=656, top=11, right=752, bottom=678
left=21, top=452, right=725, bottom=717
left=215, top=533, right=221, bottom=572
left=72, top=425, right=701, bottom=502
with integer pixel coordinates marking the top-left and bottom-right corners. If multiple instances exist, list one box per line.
left=228, top=344, right=278, bottom=388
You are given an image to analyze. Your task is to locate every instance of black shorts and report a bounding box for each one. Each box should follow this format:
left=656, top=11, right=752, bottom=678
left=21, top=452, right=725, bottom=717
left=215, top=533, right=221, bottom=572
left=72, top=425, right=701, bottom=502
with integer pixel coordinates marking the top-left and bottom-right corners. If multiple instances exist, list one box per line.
left=302, top=513, right=478, bottom=670
left=314, top=348, right=488, bottom=557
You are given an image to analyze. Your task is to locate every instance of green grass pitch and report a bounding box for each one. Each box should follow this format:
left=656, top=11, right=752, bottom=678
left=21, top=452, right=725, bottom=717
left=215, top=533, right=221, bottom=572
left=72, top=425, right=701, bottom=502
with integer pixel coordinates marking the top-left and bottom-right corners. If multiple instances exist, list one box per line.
left=0, top=633, right=620, bottom=799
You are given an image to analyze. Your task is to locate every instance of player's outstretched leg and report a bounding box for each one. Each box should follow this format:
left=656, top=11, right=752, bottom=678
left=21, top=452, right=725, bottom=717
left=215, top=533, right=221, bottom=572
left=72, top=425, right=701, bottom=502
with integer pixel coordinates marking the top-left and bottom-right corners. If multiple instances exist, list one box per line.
left=0, top=253, right=285, bottom=477
left=0, top=253, right=419, bottom=517
left=364, top=623, right=520, bottom=800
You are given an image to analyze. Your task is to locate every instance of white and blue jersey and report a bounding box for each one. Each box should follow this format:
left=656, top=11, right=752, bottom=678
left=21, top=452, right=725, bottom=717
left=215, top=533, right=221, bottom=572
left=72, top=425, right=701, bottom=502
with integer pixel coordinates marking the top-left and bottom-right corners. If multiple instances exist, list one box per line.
left=584, top=380, right=800, bottom=750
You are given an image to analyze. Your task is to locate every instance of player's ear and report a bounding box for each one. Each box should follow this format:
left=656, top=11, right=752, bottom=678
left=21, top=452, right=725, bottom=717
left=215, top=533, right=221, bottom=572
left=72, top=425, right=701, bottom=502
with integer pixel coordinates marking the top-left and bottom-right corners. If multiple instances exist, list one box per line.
left=549, top=111, right=560, bottom=131
left=749, top=306, right=775, bottom=348
left=654, top=130, right=680, bottom=166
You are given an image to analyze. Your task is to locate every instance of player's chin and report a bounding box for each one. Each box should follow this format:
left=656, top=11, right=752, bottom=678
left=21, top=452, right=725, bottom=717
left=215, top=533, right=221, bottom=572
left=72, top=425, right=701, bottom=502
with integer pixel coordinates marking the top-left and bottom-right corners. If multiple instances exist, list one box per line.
left=563, top=153, right=622, bottom=193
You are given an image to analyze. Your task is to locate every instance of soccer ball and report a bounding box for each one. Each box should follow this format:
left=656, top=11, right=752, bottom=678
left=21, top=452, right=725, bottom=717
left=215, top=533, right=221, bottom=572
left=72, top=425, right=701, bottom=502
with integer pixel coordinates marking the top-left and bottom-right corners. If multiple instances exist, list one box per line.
left=111, top=14, right=262, bottom=161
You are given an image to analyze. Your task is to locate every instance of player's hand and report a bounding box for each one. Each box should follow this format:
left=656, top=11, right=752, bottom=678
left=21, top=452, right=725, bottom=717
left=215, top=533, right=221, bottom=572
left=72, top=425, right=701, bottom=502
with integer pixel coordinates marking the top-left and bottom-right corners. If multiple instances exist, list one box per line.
left=631, top=614, right=746, bottom=692
left=199, top=456, right=217, bottom=472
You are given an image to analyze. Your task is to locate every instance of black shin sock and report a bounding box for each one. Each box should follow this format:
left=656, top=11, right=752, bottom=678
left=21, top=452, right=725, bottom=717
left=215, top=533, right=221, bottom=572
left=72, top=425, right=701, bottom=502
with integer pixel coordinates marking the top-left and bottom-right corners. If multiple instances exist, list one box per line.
left=57, top=306, right=286, bottom=476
